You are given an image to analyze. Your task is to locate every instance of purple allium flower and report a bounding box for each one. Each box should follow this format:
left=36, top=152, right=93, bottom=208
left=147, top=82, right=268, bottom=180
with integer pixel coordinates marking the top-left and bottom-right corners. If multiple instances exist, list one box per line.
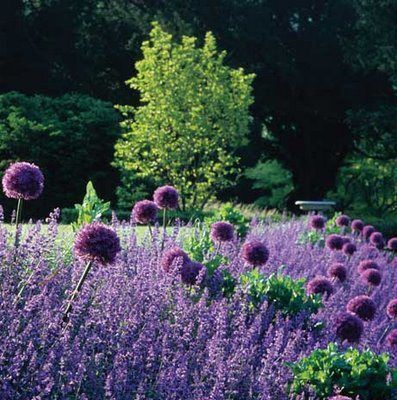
left=336, top=215, right=350, bottom=227
left=326, top=234, right=344, bottom=251
left=361, top=268, right=382, bottom=287
left=161, top=247, right=190, bottom=273
left=387, top=238, right=397, bottom=252
left=370, top=231, right=384, bottom=249
left=346, top=295, right=376, bottom=321
left=307, top=277, right=333, bottom=297
left=351, top=219, right=364, bottom=233
left=341, top=237, right=351, bottom=244
left=2, top=162, right=44, bottom=200
left=210, top=221, right=235, bottom=242
left=386, top=299, right=397, bottom=319
left=363, top=225, right=375, bottom=240
left=74, top=223, right=121, bottom=264
left=181, top=261, right=205, bottom=285
left=241, top=241, right=269, bottom=266
left=357, top=259, right=379, bottom=274
left=132, top=200, right=158, bottom=224
left=309, top=215, right=326, bottom=230
left=328, top=396, right=352, bottom=400
left=335, top=312, right=363, bottom=343
left=327, top=263, right=347, bottom=282
left=342, top=242, right=356, bottom=256
left=153, top=185, right=179, bottom=209
left=387, top=329, right=397, bottom=348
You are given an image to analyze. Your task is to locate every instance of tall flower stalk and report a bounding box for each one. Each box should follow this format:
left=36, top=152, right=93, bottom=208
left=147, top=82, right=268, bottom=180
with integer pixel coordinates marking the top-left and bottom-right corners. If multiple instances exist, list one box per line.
left=2, top=162, right=44, bottom=248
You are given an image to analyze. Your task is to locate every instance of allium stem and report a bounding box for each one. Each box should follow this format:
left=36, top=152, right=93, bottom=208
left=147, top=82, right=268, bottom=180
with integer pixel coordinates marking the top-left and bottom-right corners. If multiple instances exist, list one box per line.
left=161, top=208, right=167, bottom=250
left=63, top=260, right=92, bottom=323
left=14, top=198, right=23, bottom=248
left=148, top=223, right=153, bottom=238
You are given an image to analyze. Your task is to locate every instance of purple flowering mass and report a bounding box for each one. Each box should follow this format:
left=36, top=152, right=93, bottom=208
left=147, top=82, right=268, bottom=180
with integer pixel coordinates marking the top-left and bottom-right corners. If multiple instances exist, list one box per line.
left=336, top=214, right=350, bottom=227
left=132, top=200, right=158, bottom=224
left=1, top=214, right=397, bottom=399
left=2, top=161, right=44, bottom=200
left=74, top=222, right=121, bottom=264
left=326, top=234, right=344, bottom=251
left=309, top=215, right=326, bottom=230
left=153, top=185, right=179, bottom=209
left=363, top=225, right=375, bottom=240
left=210, top=221, right=235, bottom=242
left=388, top=237, right=397, bottom=252
left=351, top=219, right=364, bottom=233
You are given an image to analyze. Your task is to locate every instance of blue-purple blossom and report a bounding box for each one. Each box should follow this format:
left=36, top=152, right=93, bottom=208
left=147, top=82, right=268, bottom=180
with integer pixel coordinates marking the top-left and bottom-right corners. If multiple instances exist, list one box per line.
left=387, top=299, right=397, bottom=319
left=335, top=312, right=364, bottom=342
left=153, top=185, right=179, bottom=209
left=309, top=215, right=326, bottom=230
left=74, top=223, right=121, bottom=264
left=361, top=268, right=382, bottom=287
left=2, top=162, right=44, bottom=200
left=328, top=396, right=352, bottom=400
left=326, top=234, right=344, bottom=251
left=132, top=200, right=158, bottom=224
left=307, top=277, right=333, bottom=297
left=181, top=260, right=205, bottom=285
left=346, top=295, right=376, bottom=321
left=388, top=238, right=397, bottom=252
left=210, top=221, right=235, bottom=242
left=357, top=259, right=379, bottom=274
left=351, top=219, right=364, bottom=233
left=327, top=263, right=347, bottom=282
left=363, top=225, right=375, bottom=240
left=241, top=241, right=269, bottom=266
left=370, top=231, right=384, bottom=249
left=336, top=215, right=350, bottom=227
left=342, top=242, right=356, bottom=256
left=161, top=247, right=190, bottom=272
left=387, top=329, right=397, bottom=348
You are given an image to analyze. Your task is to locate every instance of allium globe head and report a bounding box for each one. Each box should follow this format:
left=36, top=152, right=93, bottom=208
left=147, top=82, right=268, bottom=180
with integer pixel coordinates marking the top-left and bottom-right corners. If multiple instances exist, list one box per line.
left=336, top=215, right=350, bottom=227
left=181, top=260, right=205, bottom=285
left=210, top=221, right=235, bottom=243
left=161, top=247, right=190, bottom=273
left=342, top=242, right=356, bottom=256
left=387, top=329, right=397, bottom=348
left=327, top=263, right=347, bottom=282
left=351, top=219, right=364, bottom=233
left=363, top=225, right=375, bottom=240
left=307, top=277, right=333, bottom=297
left=241, top=241, right=269, bottom=267
left=2, top=162, right=44, bottom=200
left=361, top=268, right=382, bottom=287
left=370, top=231, right=384, bottom=249
left=74, top=223, right=121, bottom=264
left=132, top=200, right=158, bottom=224
left=346, top=295, right=376, bottom=321
left=326, top=234, right=344, bottom=251
left=309, top=215, right=326, bottom=230
left=153, top=185, right=179, bottom=209
left=357, top=259, right=379, bottom=274
left=386, top=299, right=397, bottom=319
left=335, top=312, right=363, bottom=343
left=388, top=238, right=397, bottom=252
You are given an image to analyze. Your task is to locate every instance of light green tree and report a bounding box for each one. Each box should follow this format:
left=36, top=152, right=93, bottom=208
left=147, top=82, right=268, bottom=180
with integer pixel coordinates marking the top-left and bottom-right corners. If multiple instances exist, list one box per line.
left=114, top=22, right=254, bottom=210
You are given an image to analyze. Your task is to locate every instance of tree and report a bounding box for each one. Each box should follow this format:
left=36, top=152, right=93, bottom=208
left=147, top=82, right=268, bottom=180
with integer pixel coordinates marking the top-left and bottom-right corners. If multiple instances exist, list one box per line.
left=115, top=23, right=254, bottom=210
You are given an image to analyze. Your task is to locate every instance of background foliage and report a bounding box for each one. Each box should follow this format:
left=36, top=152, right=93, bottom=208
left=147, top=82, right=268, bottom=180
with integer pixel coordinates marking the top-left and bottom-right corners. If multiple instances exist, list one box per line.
left=1, top=0, right=396, bottom=219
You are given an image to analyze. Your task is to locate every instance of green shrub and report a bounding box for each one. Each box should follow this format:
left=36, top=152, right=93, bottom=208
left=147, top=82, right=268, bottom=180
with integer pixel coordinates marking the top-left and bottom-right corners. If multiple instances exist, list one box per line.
left=289, top=343, right=397, bottom=399
left=0, top=92, right=120, bottom=219
left=240, top=270, right=322, bottom=316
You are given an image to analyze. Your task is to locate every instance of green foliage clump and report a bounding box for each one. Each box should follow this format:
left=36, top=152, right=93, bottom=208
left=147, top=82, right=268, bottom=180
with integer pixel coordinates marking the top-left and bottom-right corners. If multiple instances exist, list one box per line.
left=205, top=202, right=248, bottom=237
left=0, top=92, right=120, bottom=218
left=72, top=181, right=110, bottom=231
left=289, top=343, right=397, bottom=400
left=240, top=270, right=322, bottom=316
left=245, top=160, right=293, bottom=209
left=115, top=23, right=255, bottom=210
